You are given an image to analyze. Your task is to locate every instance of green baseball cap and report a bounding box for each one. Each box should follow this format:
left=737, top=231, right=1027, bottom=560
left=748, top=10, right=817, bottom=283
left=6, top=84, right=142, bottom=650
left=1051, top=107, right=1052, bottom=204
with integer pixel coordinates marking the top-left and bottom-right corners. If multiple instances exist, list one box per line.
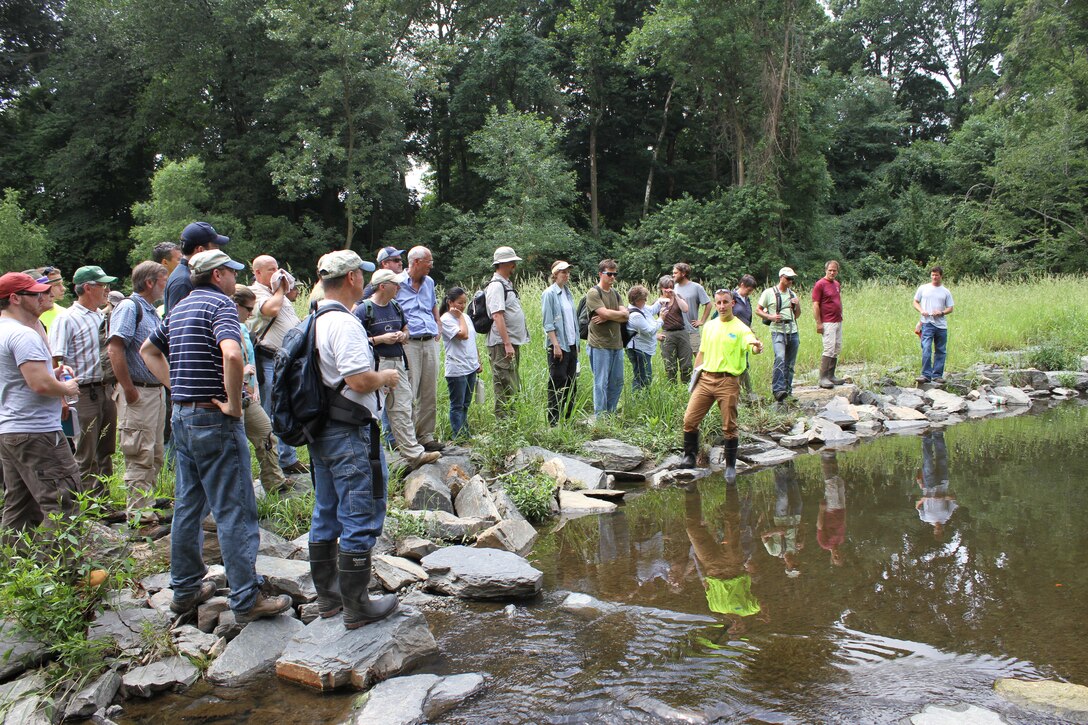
left=72, top=266, right=119, bottom=285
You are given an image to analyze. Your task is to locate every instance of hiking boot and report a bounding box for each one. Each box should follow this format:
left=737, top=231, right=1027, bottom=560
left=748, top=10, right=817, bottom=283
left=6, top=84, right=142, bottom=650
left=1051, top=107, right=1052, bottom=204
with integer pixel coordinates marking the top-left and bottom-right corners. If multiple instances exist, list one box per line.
left=422, top=440, right=445, bottom=452
left=171, top=579, right=217, bottom=614
left=408, top=451, right=441, bottom=470
left=235, top=592, right=294, bottom=624
left=915, top=376, right=930, bottom=385
left=283, top=461, right=310, bottom=475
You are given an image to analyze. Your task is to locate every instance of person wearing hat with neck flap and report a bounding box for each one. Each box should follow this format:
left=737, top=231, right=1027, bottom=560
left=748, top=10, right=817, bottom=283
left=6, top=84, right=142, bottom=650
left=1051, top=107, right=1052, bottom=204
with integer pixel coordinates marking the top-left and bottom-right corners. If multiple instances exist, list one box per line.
left=0, top=272, right=82, bottom=533
left=756, top=267, right=802, bottom=402
left=541, top=260, right=578, bottom=425
left=48, top=264, right=120, bottom=497
left=164, top=221, right=230, bottom=315
left=486, top=246, right=528, bottom=416
left=141, top=249, right=293, bottom=624
left=309, top=250, right=402, bottom=628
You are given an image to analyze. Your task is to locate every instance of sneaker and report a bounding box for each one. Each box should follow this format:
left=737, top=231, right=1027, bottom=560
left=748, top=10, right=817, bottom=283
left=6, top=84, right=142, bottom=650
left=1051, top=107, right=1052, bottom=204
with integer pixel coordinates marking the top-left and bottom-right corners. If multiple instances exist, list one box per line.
left=235, top=592, right=294, bottom=624
left=408, top=451, right=441, bottom=470
left=170, top=579, right=217, bottom=614
left=282, top=461, right=310, bottom=475
left=422, top=440, right=445, bottom=452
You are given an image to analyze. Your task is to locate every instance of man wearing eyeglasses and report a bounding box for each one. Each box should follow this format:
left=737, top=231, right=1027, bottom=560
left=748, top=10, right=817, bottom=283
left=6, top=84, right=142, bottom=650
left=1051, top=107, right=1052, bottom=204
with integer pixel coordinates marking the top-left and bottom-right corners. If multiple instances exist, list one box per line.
left=22, top=266, right=66, bottom=331
left=0, top=273, right=82, bottom=533
left=49, top=265, right=119, bottom=498
left=586, top=259, right=629, bottom=417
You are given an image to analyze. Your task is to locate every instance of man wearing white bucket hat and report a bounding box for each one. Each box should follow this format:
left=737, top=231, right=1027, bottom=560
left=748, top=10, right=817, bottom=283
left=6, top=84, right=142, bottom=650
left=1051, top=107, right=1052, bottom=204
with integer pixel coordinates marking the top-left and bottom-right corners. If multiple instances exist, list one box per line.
left=485, top=246, right=528, bottom=415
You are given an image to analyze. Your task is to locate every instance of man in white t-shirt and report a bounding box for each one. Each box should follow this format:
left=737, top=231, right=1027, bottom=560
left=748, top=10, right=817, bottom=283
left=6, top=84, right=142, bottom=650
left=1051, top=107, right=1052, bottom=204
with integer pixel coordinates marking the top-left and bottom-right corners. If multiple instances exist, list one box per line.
left=309, top=250, right=401, bottom=630
left=912, top=266, right=954, bottom=384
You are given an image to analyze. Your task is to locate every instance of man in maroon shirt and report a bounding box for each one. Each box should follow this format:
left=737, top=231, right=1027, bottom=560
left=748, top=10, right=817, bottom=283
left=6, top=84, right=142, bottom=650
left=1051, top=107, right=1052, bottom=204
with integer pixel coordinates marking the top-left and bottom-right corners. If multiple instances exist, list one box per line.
left=812, top=260, right=846, bottom=389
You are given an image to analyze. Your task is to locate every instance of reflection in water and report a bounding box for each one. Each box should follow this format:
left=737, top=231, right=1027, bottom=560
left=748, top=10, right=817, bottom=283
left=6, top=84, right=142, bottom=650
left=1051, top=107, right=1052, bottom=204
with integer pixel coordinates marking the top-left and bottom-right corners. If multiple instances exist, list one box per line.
left=818, top=451, right=846, bottom=567
left=761, top=462, right=804, bottom=577
left=917, top=429, right=958, bottom=539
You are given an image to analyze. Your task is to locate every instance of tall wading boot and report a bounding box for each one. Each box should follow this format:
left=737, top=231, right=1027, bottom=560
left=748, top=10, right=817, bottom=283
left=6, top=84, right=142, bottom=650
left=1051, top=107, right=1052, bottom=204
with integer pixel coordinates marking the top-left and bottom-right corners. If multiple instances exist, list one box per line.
left=829, top=357, right=847, bottom=385
left=680, top=431, right=699, bottom=469
left=818, top=356, right=835, bottom=389
left=724, top=438, right=740, bottom=482
left=339, top=549, right=398, bottom=629
left=308, top=541, right=342, bottom=618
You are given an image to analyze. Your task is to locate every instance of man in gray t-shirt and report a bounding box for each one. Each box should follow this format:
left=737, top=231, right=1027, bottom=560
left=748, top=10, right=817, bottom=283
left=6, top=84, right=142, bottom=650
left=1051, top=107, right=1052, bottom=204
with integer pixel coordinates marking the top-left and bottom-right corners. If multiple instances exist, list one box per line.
left=486, top=246, right=528, bottom=416
left=672, top=263, right=711, bottom=355
left=912, top=266, right=955, bottom=384
left=0, top=272, right=82, bottom=532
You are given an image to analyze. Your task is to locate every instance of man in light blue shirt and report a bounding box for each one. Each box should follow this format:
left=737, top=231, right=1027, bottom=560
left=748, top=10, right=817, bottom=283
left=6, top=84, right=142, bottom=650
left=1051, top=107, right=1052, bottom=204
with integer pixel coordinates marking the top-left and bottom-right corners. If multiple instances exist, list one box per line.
left=542, top=260, right=579, bottom=425
left=396, top=246, right=443, bottom=451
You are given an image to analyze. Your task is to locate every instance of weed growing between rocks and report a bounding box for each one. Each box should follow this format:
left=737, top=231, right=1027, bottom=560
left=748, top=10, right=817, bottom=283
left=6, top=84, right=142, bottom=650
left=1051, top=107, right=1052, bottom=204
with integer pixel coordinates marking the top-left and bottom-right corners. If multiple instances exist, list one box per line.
left=384, top=508, right=432, bottom=541
left=256, top=489, right=315, bottom=540
left=501, top=467, right=556, bottom=524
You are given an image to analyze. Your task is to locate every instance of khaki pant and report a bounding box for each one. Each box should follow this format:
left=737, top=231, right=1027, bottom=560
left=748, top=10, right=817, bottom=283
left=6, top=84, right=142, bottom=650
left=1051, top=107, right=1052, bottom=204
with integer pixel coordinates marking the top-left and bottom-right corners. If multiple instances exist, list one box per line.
left=404, top=338, right=439, bottom=446
left=689, top=330, right=702, bottom=356
left=661, top=329, right=693, bottom=382
left=379, top=356, right=425, bottom=462
left=114, top=385, right=166, bottom=512
left=821, top=321, right=843, bottom=357
left=683, top=371, right=740, bottom=439
left=73, top=383, right=116, bottom=498
left=488, top=344, right=521, bottom=417
left=0, top=430, right=79, bottom=533
left=244, top=402, right=286, bottom=493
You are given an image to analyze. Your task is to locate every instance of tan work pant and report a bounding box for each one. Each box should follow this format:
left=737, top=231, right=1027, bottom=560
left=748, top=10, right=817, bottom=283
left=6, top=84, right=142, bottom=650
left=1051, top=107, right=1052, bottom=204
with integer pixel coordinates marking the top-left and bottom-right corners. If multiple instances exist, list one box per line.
left=73, top=382, right=116, bottom=498
left=683, top=371, right=740, bottom=439
left=114, top=385, right=166, bottom=512
left=404, top=338, right=439, bottom=446
left=488, top=344, right=521, bottom=417
left=379, top=356, right=425, bottom=462
left=0, top=430, right=79, bottom=533
left=244, top=401, right=286, bottom=494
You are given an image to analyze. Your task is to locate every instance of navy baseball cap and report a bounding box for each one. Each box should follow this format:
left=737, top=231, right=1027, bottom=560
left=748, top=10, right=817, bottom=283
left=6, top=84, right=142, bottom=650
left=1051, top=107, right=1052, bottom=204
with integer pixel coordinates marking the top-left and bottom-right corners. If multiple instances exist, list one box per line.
left=180, top=222, right=230, bottom=250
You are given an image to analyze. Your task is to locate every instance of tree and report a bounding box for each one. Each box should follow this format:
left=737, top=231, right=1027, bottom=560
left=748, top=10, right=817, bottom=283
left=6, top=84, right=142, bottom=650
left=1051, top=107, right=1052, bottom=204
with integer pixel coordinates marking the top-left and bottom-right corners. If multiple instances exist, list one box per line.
left=0, top=188, right=50, bottom=273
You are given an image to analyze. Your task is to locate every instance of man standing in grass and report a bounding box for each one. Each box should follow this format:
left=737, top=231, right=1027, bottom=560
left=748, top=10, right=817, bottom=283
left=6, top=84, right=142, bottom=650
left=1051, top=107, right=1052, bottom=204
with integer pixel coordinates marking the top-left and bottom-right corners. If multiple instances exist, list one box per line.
left=586, top=259, right=629, bottom=417
left=812, top=260, right=847, bottom=389
left=681, top=290, right=762, bottom=480
left=397, top=246, right=443, bottom=452
left=672, top=263, right=711, bottom=357
left=913, top=266, right=954, bottom=384
left=756, top=267, right=801, bottom=402
left=486, top=246, right=528, bottom=416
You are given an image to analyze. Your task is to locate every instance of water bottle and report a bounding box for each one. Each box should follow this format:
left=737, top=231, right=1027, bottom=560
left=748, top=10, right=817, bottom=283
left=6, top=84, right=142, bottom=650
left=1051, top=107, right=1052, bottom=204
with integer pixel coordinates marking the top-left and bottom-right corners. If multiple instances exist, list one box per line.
left=61, top=371, right=79, bottom=405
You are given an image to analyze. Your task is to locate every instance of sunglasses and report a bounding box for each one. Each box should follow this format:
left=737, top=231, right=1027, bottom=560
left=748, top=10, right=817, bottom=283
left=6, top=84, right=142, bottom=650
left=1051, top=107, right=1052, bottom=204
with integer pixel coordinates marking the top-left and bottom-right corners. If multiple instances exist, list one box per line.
left=16, top=291, right=49, bottom=299
left=603, top=271, right=618, bottom=277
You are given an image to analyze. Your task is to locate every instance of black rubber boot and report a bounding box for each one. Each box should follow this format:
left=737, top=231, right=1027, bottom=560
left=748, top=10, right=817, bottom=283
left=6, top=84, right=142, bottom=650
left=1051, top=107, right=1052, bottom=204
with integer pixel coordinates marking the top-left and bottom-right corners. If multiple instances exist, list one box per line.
left=309, top=541, right=342, bottom=618
left=680, top=431, right=699, bottom=469
left=724, top=438, right=740, bottom=482
left=829, top=357, right=847, bottom=385
left=339, top=549, right=398, bottom=629
left=818, top=356, right=834, bottom=389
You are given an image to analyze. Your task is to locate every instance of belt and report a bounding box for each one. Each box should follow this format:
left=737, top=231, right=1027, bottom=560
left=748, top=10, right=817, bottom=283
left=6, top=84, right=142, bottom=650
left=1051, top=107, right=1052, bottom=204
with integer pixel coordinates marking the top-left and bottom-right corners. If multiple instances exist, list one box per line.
left=132, top=381, right=163, bottom=388
left=175, top=401, right=221, bottom=410
left=408, top=335, right=437, bottom=341
left=703, top=370, right=738, bottom=378
left=79, top=381, right=106, bottom=388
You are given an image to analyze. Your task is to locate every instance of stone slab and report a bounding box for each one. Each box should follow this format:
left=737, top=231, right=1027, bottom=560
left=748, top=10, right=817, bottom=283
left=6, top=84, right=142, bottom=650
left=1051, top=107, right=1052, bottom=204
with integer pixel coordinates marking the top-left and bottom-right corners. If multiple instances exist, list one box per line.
left=581, top=439, right=645, bottom=472
left=206, top=615, right=305, bottom=687
left=64, top=670, right=121, bottom=719
left=394, top=510, right=492, bottom=543
left=121, top=656, right=200, bottom=698
left=372, top=555, right=428, bottom=592
left=0, top=620, right=48, bottom=682
left=421, top=546, right=542, bottom=600
left=558, top=489, right=617, bottom=517
left=350, top=672, right=486, bottom=725
left=88, top=608, right=171, bottom=656
left=256, top=554, right=317, bottom=603
left=742, top=447, right=797, bottom=466
left=403, top=465, right=454, bottom=514
left=992, top=386, right=1031, bottom=406
left=453, top=476, right=501, bottom=522
left=994, top=678, right=1088, bottom=723
left=474, top=519, right=538, bottom=557
left=513, top=446, right=607, bottom=490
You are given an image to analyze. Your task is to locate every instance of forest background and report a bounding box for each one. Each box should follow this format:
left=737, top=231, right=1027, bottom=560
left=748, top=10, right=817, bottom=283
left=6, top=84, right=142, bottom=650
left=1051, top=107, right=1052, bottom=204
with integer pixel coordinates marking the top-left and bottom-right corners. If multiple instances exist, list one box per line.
left=0, top=0, right=1085, bottom=287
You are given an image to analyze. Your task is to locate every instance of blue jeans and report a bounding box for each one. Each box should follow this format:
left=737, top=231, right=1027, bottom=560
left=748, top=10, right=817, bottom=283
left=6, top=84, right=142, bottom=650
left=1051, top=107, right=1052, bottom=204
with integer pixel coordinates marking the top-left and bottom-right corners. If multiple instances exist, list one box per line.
left=308, top=421, right=387, bottom=553
left=171, top=407, right=260, bottom=613
left=626, top=348, right=652, bottom=391
left=920, top=323, right=948, bottom=380
left=258, top=355, right=299, bottom=467
left=446, top=372, right=476, bottom=438
left=771, top=331, right=800, bottom=396
left=588, top=346, right=624, bottom=414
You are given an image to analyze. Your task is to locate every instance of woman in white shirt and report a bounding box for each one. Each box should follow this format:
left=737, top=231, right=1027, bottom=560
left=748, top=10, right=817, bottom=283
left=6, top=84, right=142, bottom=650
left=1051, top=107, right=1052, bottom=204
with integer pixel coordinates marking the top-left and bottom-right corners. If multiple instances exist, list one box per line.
left=626, top=285, right=663, bottom=391
left=439, top=287, right=480, bottom=438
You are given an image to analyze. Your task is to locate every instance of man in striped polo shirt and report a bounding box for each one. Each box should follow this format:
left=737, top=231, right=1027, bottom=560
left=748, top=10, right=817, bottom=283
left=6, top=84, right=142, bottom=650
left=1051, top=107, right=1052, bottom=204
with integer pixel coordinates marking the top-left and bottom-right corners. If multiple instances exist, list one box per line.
left=141, top=250, right=291, bottom=622
left=49, top=265, right=119, bottom=497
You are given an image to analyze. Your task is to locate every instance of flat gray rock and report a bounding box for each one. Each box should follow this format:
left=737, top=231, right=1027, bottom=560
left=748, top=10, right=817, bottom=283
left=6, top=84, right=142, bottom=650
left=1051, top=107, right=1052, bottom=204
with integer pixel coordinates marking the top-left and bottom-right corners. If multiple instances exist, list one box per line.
left=88, top=608, right=170, bottom=656
left=395, top=536, right=438, bottom=561
left=147, top=588, right=174, bottom=615
left=992, top=386, right=1032, bottom=406
left=779, top=433, right=813, bottom=448
left=350, top=672, right=486, bottom=725
left=558, top=489, right=617, bottom=517
left=742, top=447, right=797, bottom=466
left=394, top=510, right=492, bottom=543
left=403, top=465, right=454, bottom=514
left=0, top=671, right=50, bottom=724
left=489, top=488, right=528, bottom=523
left=884, top=405, right=928, bottom=421
left=514, top=446, right=606, bottom=490
left=474, top=519, right=538, bottom=557
left=206, top=615, right=304, bottom=687
left=817, top=408, right=857, bottom=427
left=139, top=572, right=172, bottom=594
left=453, top=476, right=500, bottom=522
left=275, top=608, right=437, bottom=692
left=259, top=528, right=302, bottom=559
left=810, top=419, right=857, bottom=447
left=172, top=625, right=220, bottom=659
left=582, top=439, right=645, bottom=471
left=792, top=384, right=859, bottom=406
left=372, top=555, right=428, bottom=592
left=290, top=533, right=311, bottom=560
left=121, top=656, right=200, bottom=698
left=0, top=620, right=48, bottom=681
left=64, top=670, right=121, bottom=719
left=965, top=398, right=997, bottom=416
left=884, top=419, right=929, bottom=434
left=895, top=392, right=925, bottom=409
left=651, top=468, right=708, bottom=487
left=256, top=554, right=316, bottom=603
left=994, top=678, right=1088, bottom=723
left=923, top=388, right=966, bottom=412
left=198, top=596, right=231, bottom=633
left=1009, top=368, right=1053, bottom=390
left=421, top=546, right=542, bottom=600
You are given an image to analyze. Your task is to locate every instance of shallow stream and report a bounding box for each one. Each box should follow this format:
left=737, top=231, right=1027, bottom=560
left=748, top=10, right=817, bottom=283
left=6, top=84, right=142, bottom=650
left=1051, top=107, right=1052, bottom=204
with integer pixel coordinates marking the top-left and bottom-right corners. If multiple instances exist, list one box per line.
left=122, top=401, right=1088, bottom=723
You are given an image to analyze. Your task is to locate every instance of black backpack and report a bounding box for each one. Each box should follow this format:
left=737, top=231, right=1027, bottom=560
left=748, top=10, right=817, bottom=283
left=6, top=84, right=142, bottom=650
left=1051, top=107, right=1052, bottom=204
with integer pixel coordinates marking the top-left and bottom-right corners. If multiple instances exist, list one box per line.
left=623, top=306, right=644, bottom=347
left=270, top=304, right=373, bottom=447
left=468, top=280, right=515, bottom=335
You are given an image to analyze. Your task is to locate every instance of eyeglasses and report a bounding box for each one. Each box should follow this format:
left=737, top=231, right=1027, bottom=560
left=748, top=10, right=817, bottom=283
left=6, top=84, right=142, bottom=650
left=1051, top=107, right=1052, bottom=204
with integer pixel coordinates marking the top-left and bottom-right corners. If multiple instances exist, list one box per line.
left=16, top=291, right=49, bottom=299
left=85, top=281, right=110, bottom=288
left=603, top=271, right=618, bottom=277
left=239, top=304, right=254, bottom=312
left=715, top=289, right=733, bottom=296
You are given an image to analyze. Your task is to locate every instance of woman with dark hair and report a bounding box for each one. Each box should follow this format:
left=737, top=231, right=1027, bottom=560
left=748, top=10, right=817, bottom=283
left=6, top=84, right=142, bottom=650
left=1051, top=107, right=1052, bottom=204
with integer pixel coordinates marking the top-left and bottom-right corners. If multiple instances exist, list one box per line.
left=439, top=287, right=480, bottom=438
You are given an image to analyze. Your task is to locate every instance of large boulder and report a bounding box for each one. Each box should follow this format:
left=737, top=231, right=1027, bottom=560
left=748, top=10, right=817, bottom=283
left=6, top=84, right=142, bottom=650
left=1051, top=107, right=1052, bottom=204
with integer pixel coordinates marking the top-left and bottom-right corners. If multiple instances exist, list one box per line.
left=371, top=555, right=428, bottom=592
left=474, top=519, right=538, bottom=557
left=741, top=447, right=797, bottom=467
left=88, top=608, right=171, bottom=656
left=259, top=528, right=303, bottom=559
left=0, top=621, right=48, bottom=682
left=256, top=555, right=316, bottom=603
left=792, top=384, right=859, bottom=406
left=581, top=439, right=645, bottom=472
left=275, top=608, right=437, bottom=692
left=121, top=656, right=200, bottom=698
left=421, top=546, right=542, bottom=600
left=513, top=447, right=607, bottom=490
left=558, top=490, right=617, bottom=518
left=0, top=671, right=51, bottom=724
left=1045, top=371, right=1088, bottom=391
left=1009, top=368, right=1053, bottom=390
left=992, top=386, right=1032, bottom=406
left=348, top=672, right=486, bottom=725
left=453, top=476, right=501, bottom=522
left=206, top=615, right=305, bottom=687
left=403, top=465, right=454, bottom=514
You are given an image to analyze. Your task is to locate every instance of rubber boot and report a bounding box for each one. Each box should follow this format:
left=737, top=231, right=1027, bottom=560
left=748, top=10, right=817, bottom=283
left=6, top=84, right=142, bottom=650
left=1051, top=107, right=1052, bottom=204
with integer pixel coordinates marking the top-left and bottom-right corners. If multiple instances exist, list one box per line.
left=680, top=431, right=699, bottom=469
left=829, top=357, right=847, bottom=385
left=818, top=356, right=834, bottom=389
left=339, top=549, right=398, bottom=629
left=309, top=541, right=342, bottom=618
left=724, top=438, right=739, bottom=482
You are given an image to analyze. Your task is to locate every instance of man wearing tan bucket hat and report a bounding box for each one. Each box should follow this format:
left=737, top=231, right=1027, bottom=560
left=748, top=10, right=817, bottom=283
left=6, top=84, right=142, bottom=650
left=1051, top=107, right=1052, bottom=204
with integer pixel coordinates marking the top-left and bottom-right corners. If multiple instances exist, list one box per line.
left=485, top=246, right=528, bottom=415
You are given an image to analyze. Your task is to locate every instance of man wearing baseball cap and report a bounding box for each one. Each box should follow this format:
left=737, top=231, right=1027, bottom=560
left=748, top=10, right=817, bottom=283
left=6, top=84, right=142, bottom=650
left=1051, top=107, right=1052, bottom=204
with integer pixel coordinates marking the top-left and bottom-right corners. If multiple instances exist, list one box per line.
left=541, top=260, right=578, bottom=425
left=486, top=246, right=528, bottom=415
left=0, top=273, right=82, bottom=532
left=49, top=265, right=120, bottom=496
left=141, top=249, right=292, bottom=623
left=755, top=267, right=802, bottom=402
left=361, top=246, right=404, bottom=301
left=310, top=250, right=401, bottom=628
left=164, top=221, right=230, bottom=315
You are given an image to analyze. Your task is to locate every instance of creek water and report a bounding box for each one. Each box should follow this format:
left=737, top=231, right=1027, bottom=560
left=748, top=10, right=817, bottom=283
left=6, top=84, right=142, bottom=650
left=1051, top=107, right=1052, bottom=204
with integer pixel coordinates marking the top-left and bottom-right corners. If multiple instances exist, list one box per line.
left=121, top=401, right=1088, bottom=724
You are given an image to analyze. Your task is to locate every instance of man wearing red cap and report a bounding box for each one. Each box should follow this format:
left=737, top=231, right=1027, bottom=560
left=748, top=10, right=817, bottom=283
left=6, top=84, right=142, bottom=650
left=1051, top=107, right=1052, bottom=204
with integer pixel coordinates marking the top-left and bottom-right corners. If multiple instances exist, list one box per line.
left=0, top=273, right=82, bottom=533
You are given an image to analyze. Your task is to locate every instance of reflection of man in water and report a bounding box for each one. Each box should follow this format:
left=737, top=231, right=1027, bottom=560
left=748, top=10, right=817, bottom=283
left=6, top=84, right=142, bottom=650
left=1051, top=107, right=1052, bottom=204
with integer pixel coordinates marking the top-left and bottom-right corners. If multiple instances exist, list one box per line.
left=684, top=485, right=761, bottom=634
left=761, top=462, right=804, bottom=577
left=917, top=429, right=957, bottom=539
left=817, top=451, right=846, bottom=567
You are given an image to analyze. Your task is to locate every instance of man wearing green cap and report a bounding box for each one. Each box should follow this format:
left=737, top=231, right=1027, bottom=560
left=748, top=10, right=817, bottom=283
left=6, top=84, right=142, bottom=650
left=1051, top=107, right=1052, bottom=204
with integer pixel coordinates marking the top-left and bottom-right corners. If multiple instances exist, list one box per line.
left=49, top=265, right=119, bottom=496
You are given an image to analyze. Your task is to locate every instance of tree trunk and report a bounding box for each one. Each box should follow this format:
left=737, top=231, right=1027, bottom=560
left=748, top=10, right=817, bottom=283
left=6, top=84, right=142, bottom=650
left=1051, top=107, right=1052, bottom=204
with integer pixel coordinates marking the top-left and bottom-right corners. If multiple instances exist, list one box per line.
left=642, top=78, right=675, bottom=218
left=589, top=115, right=599, bottom=237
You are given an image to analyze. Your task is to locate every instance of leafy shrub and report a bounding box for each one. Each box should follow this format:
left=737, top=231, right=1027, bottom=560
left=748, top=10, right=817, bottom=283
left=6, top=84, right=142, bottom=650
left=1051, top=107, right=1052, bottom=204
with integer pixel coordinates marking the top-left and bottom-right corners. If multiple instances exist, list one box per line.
left=1028, top=340, right=1079, bottom=372
left=502, top=468, right=557, bottom=524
